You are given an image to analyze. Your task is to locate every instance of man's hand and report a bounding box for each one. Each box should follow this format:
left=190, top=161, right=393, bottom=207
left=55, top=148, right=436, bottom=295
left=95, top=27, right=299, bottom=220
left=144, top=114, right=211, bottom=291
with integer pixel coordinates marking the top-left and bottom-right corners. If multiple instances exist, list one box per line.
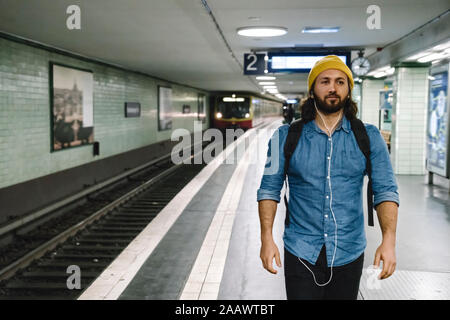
left=373, top=240, right=396, bottom=279
left=260, top=237, right=282, bottom=274
left=258, top=200, right=281, bottom=274
left=374, top=201, right=398, bottom=280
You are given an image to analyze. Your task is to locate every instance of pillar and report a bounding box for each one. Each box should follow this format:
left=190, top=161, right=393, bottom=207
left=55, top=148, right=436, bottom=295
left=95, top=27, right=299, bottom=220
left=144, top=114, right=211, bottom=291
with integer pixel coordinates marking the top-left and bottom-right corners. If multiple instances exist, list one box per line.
left=391, top=64, right=430, bottom=175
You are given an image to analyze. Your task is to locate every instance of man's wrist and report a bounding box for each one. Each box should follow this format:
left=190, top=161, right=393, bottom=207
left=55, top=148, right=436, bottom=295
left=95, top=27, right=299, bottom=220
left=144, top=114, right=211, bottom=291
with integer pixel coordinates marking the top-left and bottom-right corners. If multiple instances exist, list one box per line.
left=381, top=233, right=396, bottom=245
left=261, top=232, right=273, bottom=242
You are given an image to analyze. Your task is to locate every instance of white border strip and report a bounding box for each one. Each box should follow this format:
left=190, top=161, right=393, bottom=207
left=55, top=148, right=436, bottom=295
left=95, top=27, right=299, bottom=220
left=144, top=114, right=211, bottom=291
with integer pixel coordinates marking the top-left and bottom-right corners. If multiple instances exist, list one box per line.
left=78, top=126, right=260, bottom=300
left=180, top=122, right=277, bottom=300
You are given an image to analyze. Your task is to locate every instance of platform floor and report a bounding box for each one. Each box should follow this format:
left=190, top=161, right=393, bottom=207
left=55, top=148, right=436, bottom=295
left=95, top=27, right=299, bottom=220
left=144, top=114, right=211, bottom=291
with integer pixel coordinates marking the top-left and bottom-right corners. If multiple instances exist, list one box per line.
left=79, top=119, right=450, bottom=300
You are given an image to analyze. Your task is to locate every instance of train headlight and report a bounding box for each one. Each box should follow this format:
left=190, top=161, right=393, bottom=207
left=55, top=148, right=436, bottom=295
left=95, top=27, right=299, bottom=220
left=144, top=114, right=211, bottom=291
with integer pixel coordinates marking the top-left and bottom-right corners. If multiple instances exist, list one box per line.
left=216, top=112, right=222, bottom=119
left=245, top=113, right=250, bottom=118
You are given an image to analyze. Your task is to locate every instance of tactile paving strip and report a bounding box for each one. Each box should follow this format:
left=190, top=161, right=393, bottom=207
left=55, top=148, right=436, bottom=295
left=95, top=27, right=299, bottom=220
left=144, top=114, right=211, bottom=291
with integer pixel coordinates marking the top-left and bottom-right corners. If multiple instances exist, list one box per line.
left=359, top=269, right=450, bottom=300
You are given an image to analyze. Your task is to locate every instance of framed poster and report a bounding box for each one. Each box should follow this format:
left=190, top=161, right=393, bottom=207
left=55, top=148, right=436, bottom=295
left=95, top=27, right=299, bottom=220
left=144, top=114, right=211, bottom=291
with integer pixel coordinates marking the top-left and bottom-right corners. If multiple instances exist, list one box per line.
left=158, top=86, right=173, bottom=130
left=198, top=93, right=206, bottom=123
left=50, top=62, right=94, bottom=151
left=426, top=62, right=450, bottom=177
left=379, top=89, right=393, bottom=131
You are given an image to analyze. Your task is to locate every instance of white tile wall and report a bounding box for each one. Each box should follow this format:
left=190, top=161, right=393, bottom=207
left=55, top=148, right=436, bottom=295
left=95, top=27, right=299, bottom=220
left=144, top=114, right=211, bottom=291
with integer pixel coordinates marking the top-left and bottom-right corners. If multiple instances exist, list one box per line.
left=391, top=67, right=429, bottom=175
left=361, top=79, right=385, bottom=127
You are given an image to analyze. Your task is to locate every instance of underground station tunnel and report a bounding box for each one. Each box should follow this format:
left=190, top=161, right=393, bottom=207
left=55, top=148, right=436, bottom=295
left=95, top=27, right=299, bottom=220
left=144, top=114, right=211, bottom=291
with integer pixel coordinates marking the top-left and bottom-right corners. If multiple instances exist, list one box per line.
left=0, top=0, right=449, bottom=313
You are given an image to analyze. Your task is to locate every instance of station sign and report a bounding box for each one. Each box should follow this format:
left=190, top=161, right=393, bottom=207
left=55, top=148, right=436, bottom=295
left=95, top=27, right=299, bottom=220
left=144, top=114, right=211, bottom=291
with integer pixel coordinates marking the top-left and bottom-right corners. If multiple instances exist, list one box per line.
left=244, top=51, right=351, bottom=75
left=124, top=102, right=141, bottom=117
left=268, top=52, right=350, bottom=73
left=243, top=53, right=266, bottom=75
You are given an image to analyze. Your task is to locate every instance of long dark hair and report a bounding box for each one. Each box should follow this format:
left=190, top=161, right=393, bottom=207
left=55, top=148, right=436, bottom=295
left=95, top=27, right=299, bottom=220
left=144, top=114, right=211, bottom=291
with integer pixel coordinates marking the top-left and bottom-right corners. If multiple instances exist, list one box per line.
left=300, top=81, right=358, bottom=122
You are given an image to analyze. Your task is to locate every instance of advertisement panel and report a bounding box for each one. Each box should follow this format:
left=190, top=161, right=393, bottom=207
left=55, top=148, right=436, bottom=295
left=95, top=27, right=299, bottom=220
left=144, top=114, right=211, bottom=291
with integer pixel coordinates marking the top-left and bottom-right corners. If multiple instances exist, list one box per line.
left=426, top=63, right=450, bottom=177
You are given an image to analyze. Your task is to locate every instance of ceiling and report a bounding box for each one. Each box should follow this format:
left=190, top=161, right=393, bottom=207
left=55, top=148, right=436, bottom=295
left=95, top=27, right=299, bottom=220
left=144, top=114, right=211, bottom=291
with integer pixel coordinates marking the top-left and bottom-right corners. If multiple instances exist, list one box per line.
left=0, top=0, right=449, bottom=99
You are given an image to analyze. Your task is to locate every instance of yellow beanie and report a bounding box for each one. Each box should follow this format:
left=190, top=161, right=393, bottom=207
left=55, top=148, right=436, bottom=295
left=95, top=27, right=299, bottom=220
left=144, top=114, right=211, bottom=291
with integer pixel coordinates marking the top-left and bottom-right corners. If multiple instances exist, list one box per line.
left=307, top=55, right=354, bottom=93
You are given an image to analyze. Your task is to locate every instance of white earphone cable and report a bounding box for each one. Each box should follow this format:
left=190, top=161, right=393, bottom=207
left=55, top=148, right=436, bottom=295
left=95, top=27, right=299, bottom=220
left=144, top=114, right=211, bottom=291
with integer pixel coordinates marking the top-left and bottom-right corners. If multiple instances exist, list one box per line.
left=295, top=100, right=341, bottom=287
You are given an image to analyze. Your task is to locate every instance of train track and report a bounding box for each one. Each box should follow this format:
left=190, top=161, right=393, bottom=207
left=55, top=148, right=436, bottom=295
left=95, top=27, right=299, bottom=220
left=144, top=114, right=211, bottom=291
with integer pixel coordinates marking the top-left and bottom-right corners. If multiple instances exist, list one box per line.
left=0, top=150, right=208, bottom=299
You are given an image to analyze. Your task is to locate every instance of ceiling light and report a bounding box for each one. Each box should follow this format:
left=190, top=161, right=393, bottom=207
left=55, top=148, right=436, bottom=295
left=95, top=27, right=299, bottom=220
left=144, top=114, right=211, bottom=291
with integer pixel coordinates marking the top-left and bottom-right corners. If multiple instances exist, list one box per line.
left=367, top=65, right=390, bottom=76
left=418, top=52, right=447, bottom=63
left=302, top=27, right=340, bottom=33
left=431, top=40, right=450, bottom=51
left=385, top=68, right=395, bottom=75
left=405, top=51, right=431, bottom=61
left=237, top=26, right=288, bottom=37
left=378, top=65, right=391, bottom=72
left=223, top=97, right=245, bottom=102
left=263, top=86, right=277, bottom=89
left=404, top=39, right=450, bottom=62
left=256, top=76, right=276, bottom=81
left=259, top=82, right=275, bottom=86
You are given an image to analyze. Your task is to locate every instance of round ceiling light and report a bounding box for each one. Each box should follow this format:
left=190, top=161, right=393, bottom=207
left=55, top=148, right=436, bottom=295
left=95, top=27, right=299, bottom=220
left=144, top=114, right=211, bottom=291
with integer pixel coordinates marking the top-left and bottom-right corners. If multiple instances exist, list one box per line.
left=237, top=26, right=288, bottom=37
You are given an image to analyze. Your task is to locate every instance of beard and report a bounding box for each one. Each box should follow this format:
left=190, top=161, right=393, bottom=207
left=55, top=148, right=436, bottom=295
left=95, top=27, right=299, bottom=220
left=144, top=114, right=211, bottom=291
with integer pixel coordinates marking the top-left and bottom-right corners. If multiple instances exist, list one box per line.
left=314, top=94, right=348, bottom=115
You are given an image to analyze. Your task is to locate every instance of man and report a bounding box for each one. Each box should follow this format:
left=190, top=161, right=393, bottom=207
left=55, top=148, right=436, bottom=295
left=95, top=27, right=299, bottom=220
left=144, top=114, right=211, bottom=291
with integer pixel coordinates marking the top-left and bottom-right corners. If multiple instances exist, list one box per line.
left=257, top=55, right=399, bottom=300
left=283, top=103, right=294, bottom=124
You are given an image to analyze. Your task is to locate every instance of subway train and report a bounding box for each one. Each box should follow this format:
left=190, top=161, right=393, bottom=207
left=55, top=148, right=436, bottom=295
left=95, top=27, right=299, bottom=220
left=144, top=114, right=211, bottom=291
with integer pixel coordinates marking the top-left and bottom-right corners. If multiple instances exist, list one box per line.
left=211, top=92, right=282, bottom=130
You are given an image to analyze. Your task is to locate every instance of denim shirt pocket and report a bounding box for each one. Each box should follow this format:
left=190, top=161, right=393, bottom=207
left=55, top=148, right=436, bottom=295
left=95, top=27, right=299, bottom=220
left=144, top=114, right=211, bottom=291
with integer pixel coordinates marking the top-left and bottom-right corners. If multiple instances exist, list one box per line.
left=341, top=148, right=366, bottom=177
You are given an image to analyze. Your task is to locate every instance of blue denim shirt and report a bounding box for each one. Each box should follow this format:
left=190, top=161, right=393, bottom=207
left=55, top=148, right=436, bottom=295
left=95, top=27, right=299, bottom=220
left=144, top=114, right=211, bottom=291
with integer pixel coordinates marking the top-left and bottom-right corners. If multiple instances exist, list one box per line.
left=257, top=117, right=399, bottom=267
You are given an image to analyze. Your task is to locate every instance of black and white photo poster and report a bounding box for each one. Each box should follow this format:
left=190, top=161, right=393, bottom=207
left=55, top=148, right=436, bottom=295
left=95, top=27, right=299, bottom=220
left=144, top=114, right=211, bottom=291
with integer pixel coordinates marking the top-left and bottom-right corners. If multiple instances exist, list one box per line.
left=51, top=63, right=94, bottom=151
left=158, top=86, right=173, bottom=130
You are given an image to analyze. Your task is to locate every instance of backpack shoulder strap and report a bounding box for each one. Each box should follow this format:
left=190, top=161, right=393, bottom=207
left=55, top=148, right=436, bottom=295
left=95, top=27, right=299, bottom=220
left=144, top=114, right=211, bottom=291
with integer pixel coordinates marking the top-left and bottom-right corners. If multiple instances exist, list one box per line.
left=350, top=118, right=370, bottom=159
left=350, top=118, right=374, bottom=227
left=283, top=119, right=305, bottom=226
left=283, top=119, right=305, bottom=179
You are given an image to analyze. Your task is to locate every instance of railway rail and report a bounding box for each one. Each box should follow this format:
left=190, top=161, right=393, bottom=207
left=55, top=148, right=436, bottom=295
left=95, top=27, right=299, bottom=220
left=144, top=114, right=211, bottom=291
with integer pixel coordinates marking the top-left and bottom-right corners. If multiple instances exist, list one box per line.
left=0, top=143, right=209, bottom=299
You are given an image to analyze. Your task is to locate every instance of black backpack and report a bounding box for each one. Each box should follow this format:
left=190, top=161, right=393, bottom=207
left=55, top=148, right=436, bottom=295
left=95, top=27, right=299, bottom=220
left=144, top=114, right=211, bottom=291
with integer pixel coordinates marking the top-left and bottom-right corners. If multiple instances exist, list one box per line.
left=282, top=117, right=375, bottom=227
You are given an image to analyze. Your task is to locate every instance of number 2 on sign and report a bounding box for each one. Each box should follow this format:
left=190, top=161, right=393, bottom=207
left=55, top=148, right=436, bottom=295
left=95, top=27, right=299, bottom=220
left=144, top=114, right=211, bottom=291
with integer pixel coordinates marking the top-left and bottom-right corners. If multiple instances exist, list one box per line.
left=246, top=54, right=258, bottom=71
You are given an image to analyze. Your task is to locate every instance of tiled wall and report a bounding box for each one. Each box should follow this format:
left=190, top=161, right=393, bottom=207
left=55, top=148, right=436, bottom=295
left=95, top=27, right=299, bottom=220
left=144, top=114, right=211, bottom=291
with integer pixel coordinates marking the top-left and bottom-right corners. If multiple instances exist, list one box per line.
left=0, top=37, right=210, bottom=189
left=361, top=79, right=384, bottom=127
left=391, top=67, right=429, bottom=175
left=352, top=82, right=362, bottom=119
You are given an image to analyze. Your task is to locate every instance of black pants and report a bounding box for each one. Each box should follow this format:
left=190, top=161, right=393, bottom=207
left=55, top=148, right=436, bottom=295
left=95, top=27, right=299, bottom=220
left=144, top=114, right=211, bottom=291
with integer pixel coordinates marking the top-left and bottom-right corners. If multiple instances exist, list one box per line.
left=284, top=246, right=364, bottom=300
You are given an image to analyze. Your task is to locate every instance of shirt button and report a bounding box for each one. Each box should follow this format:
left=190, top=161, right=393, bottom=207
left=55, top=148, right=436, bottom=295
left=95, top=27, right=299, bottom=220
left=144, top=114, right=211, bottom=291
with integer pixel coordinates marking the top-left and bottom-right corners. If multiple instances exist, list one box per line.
left=327, top=176, right=330, bottom=179
left=326, top=195, right=329, bottom=199
left=324, top=233, right=328, bottom=237
left=325, top=215, right=328, bottom=218
left=327, top=156, right=330, bottom=160
left=328, top=138, right=331, bottom=141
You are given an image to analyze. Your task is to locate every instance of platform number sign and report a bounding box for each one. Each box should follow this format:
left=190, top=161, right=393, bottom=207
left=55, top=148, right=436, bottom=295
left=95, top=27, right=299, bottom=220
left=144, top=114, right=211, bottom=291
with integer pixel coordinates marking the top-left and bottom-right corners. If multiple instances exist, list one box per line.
left=244, top=53, right=265, bottom=75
